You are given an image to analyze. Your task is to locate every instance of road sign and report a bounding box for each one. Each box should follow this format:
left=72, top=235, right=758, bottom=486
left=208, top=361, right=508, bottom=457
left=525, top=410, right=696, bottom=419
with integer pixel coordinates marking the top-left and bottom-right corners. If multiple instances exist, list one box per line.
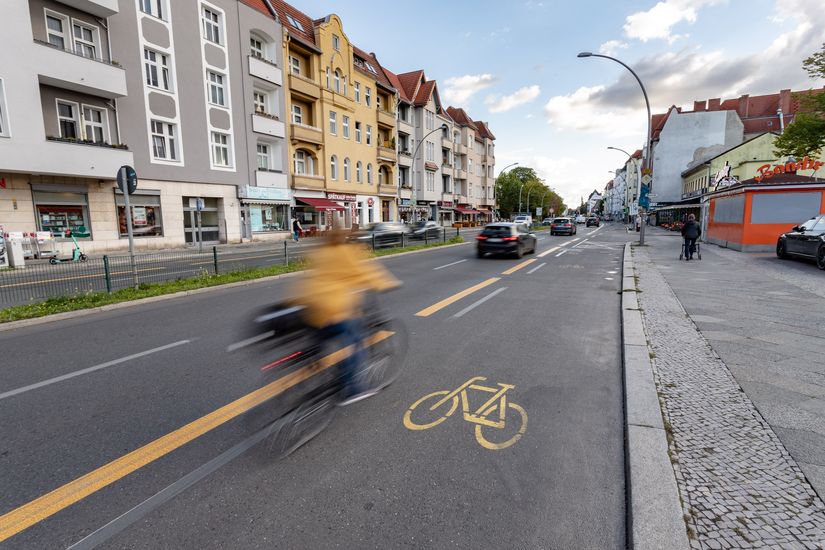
left=641, top=174, right=652, bottom=185
left=117, top=165, right=138, bottom=194
left=536, top=207, right=543, bottom=217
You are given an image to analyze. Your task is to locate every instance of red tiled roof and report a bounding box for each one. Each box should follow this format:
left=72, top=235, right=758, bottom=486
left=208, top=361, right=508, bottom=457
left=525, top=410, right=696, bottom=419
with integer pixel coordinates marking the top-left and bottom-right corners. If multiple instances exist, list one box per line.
left=382, top=67, right=410, bottom=103
left=438, top=108, right=454, bottom=123
left=446, top=107, right=479, bottom=130
left=474, top=120, right=496, bottom=141
left=632, top=149, right=642, bottom=159
left=268, top=0, right=316, bottom=46
left=351, top=46, right=395, bottom=91
left=397, top=70, right=425, bottom=102
left=414, top=80, right=435, bottom=106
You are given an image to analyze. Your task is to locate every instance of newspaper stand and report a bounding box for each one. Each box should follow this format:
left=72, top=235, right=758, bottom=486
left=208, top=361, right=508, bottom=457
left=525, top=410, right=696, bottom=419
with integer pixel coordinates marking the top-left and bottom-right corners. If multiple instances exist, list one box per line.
left=33, top=231, right=58, bottom=259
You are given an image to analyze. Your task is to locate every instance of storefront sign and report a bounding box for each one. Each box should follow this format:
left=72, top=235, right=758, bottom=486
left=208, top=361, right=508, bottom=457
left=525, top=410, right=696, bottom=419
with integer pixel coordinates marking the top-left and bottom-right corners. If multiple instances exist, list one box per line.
left=239, top=186, right=290, bottom=202
left=133, top=206, right=148, bottom=225
left=400, top=198, right=411, bottom=206
left=755, top=156, right=824, bottom=182
left=327, top=192, right=356, bottom=202
left=436, top=201, right=454, bottom=207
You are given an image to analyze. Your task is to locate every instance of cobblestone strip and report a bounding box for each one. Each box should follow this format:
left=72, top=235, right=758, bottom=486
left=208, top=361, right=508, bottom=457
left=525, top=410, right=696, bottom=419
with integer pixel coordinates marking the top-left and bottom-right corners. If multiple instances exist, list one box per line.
left=633, top=246, right=825, bottom=550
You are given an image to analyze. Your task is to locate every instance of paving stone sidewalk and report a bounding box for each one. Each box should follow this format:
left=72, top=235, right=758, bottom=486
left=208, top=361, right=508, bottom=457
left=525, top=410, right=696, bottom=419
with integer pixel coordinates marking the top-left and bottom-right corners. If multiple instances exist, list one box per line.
left=632, top=240, right=825, bottom=549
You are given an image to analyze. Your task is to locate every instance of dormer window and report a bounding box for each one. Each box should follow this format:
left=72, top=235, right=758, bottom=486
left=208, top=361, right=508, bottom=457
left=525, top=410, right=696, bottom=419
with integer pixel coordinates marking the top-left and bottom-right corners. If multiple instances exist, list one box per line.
left=286, top=14, right=304, bottom=31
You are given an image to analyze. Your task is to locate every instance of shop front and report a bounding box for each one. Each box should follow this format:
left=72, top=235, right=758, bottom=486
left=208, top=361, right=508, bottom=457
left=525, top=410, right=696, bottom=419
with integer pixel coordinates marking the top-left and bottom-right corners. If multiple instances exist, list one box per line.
left=294, top=195, right=346, bottom=234
left=238, top=186, right=291, bottom=242
left=453, top=205, right=482, bottom=227
left=398, top=199, right=430, bottom=224
left=355, top=194, right=379, bottom=228
left=436, top=201, right=455, bottom=226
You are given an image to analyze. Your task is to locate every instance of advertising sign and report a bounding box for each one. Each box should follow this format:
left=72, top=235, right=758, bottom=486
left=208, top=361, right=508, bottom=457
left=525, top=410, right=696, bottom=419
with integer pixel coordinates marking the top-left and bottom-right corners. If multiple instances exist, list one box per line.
left=536, top=207, right=543, bottom=217
left=133, top=206, right=148, bottom=226
left=327, top=192, right=356, bottom=201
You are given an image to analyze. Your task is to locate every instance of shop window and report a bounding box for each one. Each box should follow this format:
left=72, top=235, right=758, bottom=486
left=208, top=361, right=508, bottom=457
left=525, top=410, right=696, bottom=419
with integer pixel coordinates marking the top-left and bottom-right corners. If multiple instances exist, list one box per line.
left=116, top=192, right=163, bottom=237
left=250, top=204, right=288, bottom=232
left=34, top=190, right=91, bottom=237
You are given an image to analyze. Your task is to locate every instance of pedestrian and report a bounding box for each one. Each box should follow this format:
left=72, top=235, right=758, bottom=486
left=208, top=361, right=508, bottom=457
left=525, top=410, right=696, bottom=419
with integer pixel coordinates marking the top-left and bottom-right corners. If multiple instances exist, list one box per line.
left=681, top=213, right=701, bottom=260
left=635, top=214, right=642, bottom=232
left=292, top=216, right=303, bottom=243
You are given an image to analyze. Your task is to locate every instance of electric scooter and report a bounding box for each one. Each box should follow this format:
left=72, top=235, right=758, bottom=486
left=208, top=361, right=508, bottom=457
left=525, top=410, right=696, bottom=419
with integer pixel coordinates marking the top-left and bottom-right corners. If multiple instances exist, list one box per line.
left=49, top=229, right=88, bottom=264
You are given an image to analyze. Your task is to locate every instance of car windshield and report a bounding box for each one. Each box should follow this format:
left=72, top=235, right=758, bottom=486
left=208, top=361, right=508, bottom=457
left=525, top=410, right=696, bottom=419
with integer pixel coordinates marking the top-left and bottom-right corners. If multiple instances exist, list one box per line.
left=553, top=218, right=569, bottom=223
left=482, top=226, right=513, bottom=237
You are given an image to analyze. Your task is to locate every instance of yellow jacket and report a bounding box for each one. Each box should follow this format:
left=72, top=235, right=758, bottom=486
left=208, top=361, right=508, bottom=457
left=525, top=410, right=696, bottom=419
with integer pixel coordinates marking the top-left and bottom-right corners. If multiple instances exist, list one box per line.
left=291, top=243, right=399, bottom=328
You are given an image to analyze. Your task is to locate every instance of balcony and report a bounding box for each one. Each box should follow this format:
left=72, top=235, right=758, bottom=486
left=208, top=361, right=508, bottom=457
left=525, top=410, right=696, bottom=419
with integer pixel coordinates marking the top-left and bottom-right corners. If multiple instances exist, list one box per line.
left=2, top=136, right=134, bottom=179
left=378, top=145, right=396, bottom=162
left=378, top=183, right=397, bottom=196
left=252, top=112, right=285, bottom=138
left=256, top=170, right=288, bottom=188
left=34, top=40, right=126, bottom=98
left=292, top=174, right=325, bottom=190
left=455, top=143, right=468, bottom=155
left=441, top=137, right=453, bottom=149
left=248, top=55, right=282, bottom=87
left=455, top=169, right=468, bottom=180
left=288, top=73, right=320, bottom=99
left=377, top=109, right=395, bottom=128
left=57, top=0, right=118, bottom=17
left=290, top=123, right=323, bottom=146
left=397, top=151, right=412, bottom=167
left=442, top=160, right=452, bottom=169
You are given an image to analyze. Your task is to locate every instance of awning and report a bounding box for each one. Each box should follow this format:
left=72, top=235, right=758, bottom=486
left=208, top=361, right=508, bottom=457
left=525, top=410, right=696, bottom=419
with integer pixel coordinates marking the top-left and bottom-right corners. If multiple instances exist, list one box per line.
left=241, top=199, right=291, bottom=205
left=295, top=197, right=345, bottom=211
left=454, top=207, right=479, bottom=215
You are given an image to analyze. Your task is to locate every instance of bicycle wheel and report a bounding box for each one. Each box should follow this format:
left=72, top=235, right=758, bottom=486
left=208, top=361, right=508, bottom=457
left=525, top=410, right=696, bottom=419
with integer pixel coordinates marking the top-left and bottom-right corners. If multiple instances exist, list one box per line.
left=264, top=388, right=337, bottom=459
left=360, top=316, right=409, bottom=392
left=403, top=390, right=459, bottom=430
left=474, top=402, right=528, bottom=450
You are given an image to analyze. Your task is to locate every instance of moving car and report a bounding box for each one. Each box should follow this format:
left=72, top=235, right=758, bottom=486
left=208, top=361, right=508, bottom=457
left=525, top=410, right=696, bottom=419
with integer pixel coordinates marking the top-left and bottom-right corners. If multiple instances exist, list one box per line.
left=586, top=216, right=600, bottom=227
left=348, top=222, right=411, bottom=248
left=513, top=215, right=532, bottom=228
left=550, top=217, right=577, bottom=235
left=476, top=223, right=537, bottom=258
left=410, top=220, right=441, bottom=240
left=776, top=215, right=825, bottom=269
left=541, top=218, right=553, bottom=226
left=575, top=215, right=586, bottom=224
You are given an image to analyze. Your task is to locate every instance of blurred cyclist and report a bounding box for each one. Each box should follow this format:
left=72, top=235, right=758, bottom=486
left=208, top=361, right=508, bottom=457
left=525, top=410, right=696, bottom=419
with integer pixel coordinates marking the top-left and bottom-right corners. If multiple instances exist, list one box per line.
left=290, top=228, right=400, bottom=405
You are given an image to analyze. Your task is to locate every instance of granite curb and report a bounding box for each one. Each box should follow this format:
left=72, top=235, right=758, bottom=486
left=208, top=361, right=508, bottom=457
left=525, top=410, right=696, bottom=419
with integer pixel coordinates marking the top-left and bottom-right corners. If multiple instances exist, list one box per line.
left=623, top=242, right=691, bottom=550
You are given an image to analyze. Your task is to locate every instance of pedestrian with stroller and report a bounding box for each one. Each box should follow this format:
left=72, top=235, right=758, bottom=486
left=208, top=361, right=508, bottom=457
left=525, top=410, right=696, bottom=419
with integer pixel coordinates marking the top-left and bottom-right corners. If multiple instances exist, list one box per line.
left=681, top=214, right=701, bottom=260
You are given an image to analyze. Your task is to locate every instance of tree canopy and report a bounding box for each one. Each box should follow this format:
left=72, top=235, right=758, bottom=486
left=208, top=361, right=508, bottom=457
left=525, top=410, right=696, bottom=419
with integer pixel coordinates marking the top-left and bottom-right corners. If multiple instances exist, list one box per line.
left=494, top=167, right=566, bottom=219
left=774, top=43, right=825, bottom=158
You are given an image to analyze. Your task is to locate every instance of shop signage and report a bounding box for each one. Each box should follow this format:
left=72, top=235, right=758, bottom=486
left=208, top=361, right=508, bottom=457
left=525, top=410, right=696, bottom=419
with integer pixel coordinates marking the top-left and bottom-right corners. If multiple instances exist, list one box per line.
left=755, top=156, right=824, bottom=182
left=400, top=198, right=411, bottom=206
left=133, top=207, right=148, bottom=226
left=437, top=200, right=454, bottom=207
left=327, top=192, right=356, bottom=202
left=239, top=186, right=290, bottom=202
left=682, top=187, right=708, bottom=200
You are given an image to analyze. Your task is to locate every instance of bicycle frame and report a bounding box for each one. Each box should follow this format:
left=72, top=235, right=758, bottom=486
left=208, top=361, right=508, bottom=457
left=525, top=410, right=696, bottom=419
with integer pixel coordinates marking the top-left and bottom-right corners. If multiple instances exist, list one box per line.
left=429, top=376, right=514, bottom=428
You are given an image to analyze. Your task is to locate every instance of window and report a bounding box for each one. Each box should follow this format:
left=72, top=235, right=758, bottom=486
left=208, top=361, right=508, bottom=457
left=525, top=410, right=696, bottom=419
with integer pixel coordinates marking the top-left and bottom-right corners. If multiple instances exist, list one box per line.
left=366, top=125, right=372, bottom=145
left=355, top=122, right=362, bottom=143
left=332, top=34, right=340, bottom=51
left=140, top=0, right=165, bottom=19
left=343, top=158, right=350, bottom=181
left=427, top=172, right=435, bottom=192
left=356, top=161, right=362, bottom=183
left=82, top=106, right=106, bottom=143
left=286, top=14, right=304, bottom=32
left=151, top=120, right=177, bottom=160
left=210, top=131, right=231, bottom=167
left=144, top=49, right=171, bottom=91
left=257, top=143, right=270, bottom=170
left=0, top=78, right=9, bottom=137
left=426, top=142, right=434, bottom=161
left=425, top=110, right=434, bottom=130
left=354, top=82, right=360, bottom=103
left=293, top=150, right=314, bottom=175
left=325, top=67, right=330, bottom=89
left=250, top=35, right=264, bottom=58
left=291, top=104, right=303, bottom=124
left=365, top=87, right=372, bottom=107
left=367, top=163, right=373, bottom=184
left=342, top=116, right=350, bottom=138
left=46, top=13, right=68, bottom=49
left=207, top=71, right=226, bottom=106
left=72, top=22, right=96, bottom=58
left=116, top=192, right=163, bottom=237
left=57, top=101, right=78, bottom=139
left=334, top=69, right=341, bottom=93
left=201, top=6, right=221, bottom=44
left=34, top=191, right=91, bottom=237
left=329, top=111, right=337, bottom=134
left=330, top=155, right=338, bottom=180
left=250, top=204, right=289, bottom=233
left=289, top=56, right=301, bottom=75
left=254, top=91, right=267, bottom=114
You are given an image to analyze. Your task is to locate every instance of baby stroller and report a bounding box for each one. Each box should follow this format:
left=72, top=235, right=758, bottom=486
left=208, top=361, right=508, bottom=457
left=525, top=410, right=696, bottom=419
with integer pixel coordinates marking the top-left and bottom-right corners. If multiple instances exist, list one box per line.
left=679, top=239, right=701, bottom=261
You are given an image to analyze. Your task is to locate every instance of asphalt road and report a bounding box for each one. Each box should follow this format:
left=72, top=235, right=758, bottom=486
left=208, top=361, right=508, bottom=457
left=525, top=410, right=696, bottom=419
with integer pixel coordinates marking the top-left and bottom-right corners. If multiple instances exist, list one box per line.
left=0, top=223, right=629, bottom=549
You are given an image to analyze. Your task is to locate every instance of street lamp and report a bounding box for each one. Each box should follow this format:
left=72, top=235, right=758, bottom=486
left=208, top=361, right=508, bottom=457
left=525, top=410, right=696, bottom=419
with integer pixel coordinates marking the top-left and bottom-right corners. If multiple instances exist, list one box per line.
left=410, top=123, right=449, bottom=221
left=494, top=162, right=518, bottom=221
left=579, top=51, right=652, bottom=244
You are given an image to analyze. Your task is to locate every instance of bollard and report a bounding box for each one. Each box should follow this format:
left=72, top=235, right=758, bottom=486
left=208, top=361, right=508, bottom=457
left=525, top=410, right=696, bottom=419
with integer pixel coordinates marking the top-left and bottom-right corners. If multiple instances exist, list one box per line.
left=212, top=246, right=219, bottom=275
left=284, top=240, right=289, bottom=265
left=425, top=230, right=429, bottom=245
left=401, top=232, right=405, bottom=248
left=443, top=228, right=446, bottom=243
left=456, top=227, right=460, bottom=238
left=103, top=255, right=112, bottom=293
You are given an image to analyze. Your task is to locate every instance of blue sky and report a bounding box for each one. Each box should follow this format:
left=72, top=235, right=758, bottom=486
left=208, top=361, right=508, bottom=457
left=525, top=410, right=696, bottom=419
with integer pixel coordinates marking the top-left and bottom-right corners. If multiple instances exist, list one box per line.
left=293, top=0, right=825, bottom=206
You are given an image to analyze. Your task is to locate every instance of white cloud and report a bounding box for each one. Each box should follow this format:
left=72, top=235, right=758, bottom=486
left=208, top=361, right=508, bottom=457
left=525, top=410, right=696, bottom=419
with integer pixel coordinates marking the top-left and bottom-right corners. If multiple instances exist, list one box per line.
left=485, top=85, right=541, bottom=113
left=443, top=74, right=498, bottom=104
left=599, top=40, right=629, bottom=56
left=543, top=85, right=646, bottom=137
left=623, top=0, right=722, bottom=43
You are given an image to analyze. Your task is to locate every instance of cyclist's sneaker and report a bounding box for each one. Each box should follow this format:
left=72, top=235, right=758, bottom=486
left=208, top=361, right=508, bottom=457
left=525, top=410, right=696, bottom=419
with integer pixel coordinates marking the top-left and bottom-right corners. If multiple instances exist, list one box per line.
left=338, top=389, right=379, bottom=407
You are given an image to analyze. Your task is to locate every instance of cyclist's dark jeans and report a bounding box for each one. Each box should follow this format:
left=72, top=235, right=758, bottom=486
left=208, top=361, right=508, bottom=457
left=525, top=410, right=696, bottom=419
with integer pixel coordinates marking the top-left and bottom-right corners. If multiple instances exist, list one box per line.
left=316, top=319, right=364, bottom=396
left=684, top=237, right=697, bottom=258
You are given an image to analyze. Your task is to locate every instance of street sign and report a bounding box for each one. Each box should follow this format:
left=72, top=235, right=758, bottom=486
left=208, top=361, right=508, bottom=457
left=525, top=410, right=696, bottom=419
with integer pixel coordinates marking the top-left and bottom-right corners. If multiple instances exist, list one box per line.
left=639, top=183, right=651, bottom=209
left=117, top=165, right=138, bottom=194
left=536, top=207, right=543, bottom=217
left=641, top=174, right=652, bottom=185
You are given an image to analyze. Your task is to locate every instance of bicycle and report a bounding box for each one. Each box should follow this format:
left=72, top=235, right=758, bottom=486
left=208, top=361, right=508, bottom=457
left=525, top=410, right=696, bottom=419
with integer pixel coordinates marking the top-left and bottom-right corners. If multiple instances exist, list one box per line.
left=232, top=292, right=407, bottom=458
left=403, top=376, right=528, bottom=450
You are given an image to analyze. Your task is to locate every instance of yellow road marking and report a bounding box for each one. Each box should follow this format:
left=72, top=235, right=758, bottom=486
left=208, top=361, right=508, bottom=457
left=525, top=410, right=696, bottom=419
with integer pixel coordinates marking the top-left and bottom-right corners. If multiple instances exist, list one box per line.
left=0, top=330, right=393, bottom=543
left=0, top=267, right=166, bottom=289
left=537, top=246, right=560, bottom=258
left=414, top=277, right=500, bottom=317
left=501, top=259, right=536, bottom=275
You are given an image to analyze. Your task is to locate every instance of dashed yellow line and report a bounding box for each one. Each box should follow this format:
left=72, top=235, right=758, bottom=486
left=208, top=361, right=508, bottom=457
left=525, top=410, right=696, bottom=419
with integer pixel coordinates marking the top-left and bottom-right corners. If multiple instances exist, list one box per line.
left=415, top=277, right=501, bottom=317
left=0, top=330, right=393, bottom=543
left=501, top=259, right=537, bottom=275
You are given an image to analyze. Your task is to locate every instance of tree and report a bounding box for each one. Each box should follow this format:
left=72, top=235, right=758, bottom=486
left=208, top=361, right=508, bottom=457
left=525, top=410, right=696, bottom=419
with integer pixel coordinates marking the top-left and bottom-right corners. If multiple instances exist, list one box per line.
left=494, top=167, right=566, bottom=219
left=774, top=43, right=825, bottom=158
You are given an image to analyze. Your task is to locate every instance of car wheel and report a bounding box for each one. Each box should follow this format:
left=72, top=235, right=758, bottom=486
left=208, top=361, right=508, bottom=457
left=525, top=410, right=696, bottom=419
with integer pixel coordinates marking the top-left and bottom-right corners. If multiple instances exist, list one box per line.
left=817, top=244, right=825, bottom=270
left=776, top=239, right=788, bottom=259
left=477, top=249, right=485, bottom=259
left=514, top=245, right=523, bottom=259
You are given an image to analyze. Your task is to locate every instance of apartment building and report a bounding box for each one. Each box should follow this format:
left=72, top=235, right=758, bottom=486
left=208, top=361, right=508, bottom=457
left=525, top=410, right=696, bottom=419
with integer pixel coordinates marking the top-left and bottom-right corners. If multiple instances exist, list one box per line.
left=0, top=0, right=133, bottom=254
left=447, top=106, right=496, bottom=225
left=381, top=67, right=418, bottom=221
left=474, top=120, right=496, bottom=219
left=436, top=109, right=455, bottom=226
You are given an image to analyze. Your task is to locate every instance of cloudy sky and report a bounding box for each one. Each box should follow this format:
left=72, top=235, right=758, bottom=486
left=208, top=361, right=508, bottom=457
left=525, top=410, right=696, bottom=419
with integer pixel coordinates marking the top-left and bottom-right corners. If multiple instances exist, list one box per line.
left=294, top=0, right=825, bottom=206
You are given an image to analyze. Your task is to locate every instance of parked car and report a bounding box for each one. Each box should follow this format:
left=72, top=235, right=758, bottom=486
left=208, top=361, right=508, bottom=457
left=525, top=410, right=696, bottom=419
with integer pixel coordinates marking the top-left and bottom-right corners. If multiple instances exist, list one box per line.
left=513, top=215, right=532, bottom=227
left=776, top=215, right=825, bottom=269
left=476, top=223, right=537, bottom=259
left=586, top=216, right=600, bottom=227
left=575, top=215, right=586, bottom=224
left=550, top=217, right=577, bottom=236
left=348, top=222, right=411, bottom=248
left=410, top=220, right=441, bottom=240
left=541, top=218, right=553, bottom=226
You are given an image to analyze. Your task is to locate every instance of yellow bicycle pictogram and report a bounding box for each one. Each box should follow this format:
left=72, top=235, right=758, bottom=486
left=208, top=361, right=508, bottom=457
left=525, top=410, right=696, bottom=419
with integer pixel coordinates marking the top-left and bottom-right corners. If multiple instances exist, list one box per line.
left=403, top=376, right=528, bottom=450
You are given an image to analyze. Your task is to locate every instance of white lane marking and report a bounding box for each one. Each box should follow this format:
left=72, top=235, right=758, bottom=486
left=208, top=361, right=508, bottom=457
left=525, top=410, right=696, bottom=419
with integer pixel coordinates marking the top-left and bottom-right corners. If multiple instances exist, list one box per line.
left=605, top=277, right=614, bottom=281
left=607, top=270, right=618, bottom=274
left=0, top=340, right=192, bottom=401
left=527, top=262, right=547, bottom=274
left=454, top=287, right=508, bottom=318
left=556, top=250, right=568, bottom=257
left=433, top=259, right=467, bottom=271
left=537, top=246, right=560, bottom=258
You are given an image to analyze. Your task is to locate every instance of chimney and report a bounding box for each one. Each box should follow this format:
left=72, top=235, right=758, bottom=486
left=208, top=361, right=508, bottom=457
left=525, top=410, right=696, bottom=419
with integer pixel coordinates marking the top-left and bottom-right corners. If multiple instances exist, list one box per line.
left=708, top=98, right=721, bottom=111
left=693, top=100, right=706, bottom=112
left=737, top=94, right=749, bottom=118
left=779, top=89, right=792, bottom=113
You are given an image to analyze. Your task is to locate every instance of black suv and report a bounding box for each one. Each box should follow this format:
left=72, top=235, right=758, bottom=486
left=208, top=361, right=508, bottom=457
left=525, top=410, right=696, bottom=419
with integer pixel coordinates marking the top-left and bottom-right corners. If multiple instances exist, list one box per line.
left=476, top=223, right=537, bottom=259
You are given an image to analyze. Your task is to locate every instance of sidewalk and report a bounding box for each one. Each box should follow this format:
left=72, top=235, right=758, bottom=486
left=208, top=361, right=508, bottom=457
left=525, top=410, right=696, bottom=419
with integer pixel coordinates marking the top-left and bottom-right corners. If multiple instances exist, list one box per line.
left=631, top=228, right=825, bottom=548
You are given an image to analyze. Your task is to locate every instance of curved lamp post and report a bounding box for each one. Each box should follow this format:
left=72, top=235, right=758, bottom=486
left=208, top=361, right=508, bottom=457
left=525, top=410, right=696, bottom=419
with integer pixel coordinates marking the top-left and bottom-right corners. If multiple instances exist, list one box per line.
left=578, top=52, right=652, bottom=244
left=411, top=123, right=449, bottom=221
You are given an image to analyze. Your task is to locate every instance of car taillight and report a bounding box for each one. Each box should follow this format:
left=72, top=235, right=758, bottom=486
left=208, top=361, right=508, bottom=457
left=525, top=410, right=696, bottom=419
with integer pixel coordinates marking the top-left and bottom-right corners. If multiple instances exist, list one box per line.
left=476, top=235, right=488, bottom=240
left=503, top=236, right=518, bottom=241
